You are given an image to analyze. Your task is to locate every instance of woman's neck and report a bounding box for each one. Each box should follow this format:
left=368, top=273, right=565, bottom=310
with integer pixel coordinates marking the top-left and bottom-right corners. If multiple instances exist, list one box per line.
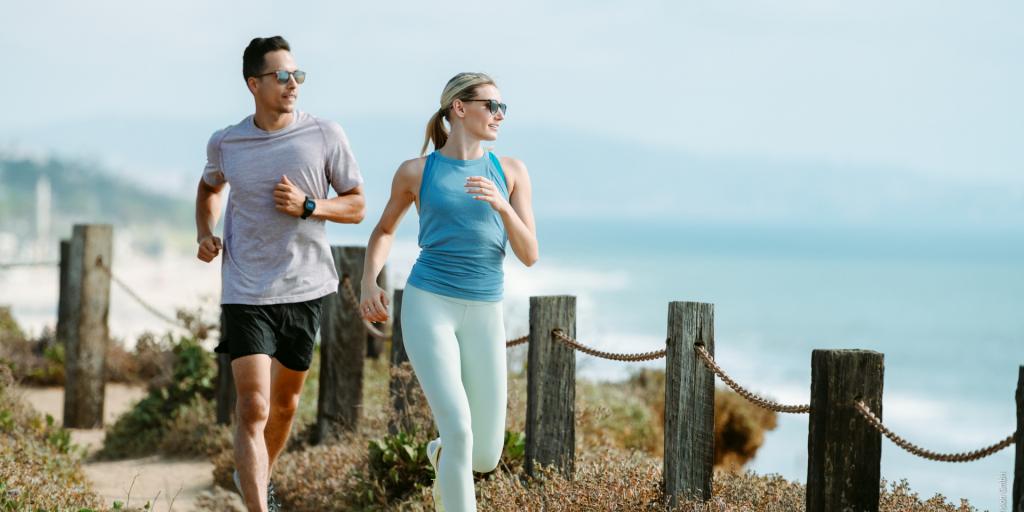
left=439, top=130, right=484, bottom=160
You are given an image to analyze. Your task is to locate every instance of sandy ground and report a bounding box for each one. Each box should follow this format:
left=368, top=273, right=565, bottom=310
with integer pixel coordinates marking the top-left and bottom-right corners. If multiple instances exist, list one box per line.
left=17, top=384, right=244, bottom=511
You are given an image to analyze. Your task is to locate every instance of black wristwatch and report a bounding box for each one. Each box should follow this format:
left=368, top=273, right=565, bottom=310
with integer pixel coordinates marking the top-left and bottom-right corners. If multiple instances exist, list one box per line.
left=300, top=196, right=316, bottom=219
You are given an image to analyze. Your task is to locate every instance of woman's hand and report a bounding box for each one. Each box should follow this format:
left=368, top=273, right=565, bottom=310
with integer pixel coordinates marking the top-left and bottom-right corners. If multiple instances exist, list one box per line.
left=359, top=283, right=390, bottom=322
left=465, top=176, right=510, bottom=214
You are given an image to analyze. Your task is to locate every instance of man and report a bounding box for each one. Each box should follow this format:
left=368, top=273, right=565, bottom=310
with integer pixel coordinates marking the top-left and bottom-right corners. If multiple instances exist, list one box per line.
left=196, top=35, right=365, bottom=512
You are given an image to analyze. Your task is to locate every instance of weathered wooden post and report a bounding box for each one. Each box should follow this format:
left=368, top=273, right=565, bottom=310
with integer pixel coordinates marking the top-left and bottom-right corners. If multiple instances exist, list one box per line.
left=63, top=224, right=112, bottom=429
left=366, top=264, right=388, bottom=359
left=1013, top=366, right=1022, bottom=512
left=525, top=295, right=576, bottom=479
left=314, top=246, right=367, bottom=442
left=215, top=310, right=236, bottom=425
left=663, top=301, right=715, bottom=507
left=807, top=349, right=884, bottom=512
left=56, top=239, right=71, bottom=345
left=388, top=289, right=421, bottom=435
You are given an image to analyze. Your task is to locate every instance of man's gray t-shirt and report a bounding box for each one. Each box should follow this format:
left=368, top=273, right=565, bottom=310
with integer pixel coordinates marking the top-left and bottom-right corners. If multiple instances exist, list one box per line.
left=202, top=111, right=363, bottom=305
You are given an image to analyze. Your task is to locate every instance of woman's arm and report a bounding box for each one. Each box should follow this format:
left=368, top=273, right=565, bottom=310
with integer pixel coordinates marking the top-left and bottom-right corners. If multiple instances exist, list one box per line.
left=467, top=156, right=538, bottom=266
left=359, top=159, right=423, bottom=322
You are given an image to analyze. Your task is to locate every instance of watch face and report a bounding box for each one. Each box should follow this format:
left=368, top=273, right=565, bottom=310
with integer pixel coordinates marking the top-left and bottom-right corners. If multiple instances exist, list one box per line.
left=305, top=199, right=315, bottom=210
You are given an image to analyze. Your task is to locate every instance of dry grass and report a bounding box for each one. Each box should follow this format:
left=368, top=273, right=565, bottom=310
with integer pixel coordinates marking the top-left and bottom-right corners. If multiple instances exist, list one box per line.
left=211, top=348, right=979, bottom=511
left=0, top=365, right=102, bottom=510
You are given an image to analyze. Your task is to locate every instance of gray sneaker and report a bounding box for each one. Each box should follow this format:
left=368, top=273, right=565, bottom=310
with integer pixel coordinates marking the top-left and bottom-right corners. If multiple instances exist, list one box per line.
left=234, top=469, right=280, bottom=511
left=232, top=469, right=244, bottom=499
left=267, top=480, right=282, bottom=512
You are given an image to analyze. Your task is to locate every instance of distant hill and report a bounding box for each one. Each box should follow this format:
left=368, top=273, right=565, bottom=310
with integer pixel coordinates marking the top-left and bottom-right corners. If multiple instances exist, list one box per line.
left=0, top=154, right=193, bottom=255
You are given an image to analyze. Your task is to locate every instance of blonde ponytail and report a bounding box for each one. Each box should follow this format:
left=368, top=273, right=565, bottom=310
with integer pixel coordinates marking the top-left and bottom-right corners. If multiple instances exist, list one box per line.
left=420, top=72, right=496, bottom=156
left=421, top=109, right=449, bottom=157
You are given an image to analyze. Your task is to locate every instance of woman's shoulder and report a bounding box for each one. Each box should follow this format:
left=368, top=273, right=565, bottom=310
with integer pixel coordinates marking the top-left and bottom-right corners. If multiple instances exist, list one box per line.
left=496, top=155, right=528, bottom=178
left=395, top=155, right=429, bottom=178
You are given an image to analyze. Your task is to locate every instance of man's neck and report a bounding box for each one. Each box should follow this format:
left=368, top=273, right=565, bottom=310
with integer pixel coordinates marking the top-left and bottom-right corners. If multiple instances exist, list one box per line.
left=253, top=109, right=294, bottom=132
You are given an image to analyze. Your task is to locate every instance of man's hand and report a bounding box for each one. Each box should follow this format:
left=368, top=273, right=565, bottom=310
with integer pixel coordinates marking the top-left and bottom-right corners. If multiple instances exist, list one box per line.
left=197, top=235, right=222, bottom=262
left=274, top=175, right=307, bottom=217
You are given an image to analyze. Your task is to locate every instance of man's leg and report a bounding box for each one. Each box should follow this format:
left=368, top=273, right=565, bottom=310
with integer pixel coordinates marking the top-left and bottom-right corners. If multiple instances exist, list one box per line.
left=233, top=354, right=272, bottom=512
left=265, top=359, right=308, bottom=474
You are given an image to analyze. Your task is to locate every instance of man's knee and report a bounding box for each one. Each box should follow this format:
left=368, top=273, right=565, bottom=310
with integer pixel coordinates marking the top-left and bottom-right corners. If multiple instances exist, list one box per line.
left=269, top=392, right=301, bottom=418
left=237, top=392, right=270, bottom=429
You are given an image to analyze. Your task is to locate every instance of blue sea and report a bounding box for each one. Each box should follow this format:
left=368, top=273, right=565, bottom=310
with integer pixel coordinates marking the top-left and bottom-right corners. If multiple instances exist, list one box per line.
left=335, top=217, right=1023, bottom=511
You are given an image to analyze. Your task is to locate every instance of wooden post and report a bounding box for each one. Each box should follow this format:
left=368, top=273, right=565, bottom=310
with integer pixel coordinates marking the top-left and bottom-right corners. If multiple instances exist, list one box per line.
left=63, top=224, right=112, bottom=429
left=807, top=349, right=884, bottom=512
left=388, top=289, right=420, bottom=435
left=315, top=246, right=367, bottom=443
left=524, top=295, right=576, bottom=479
left=215, top=309, right=236, bottom=425
left=366, top=264, right=388, bottom=359
left=1014, top=366, right=1022, bottom=512
left=56, top=239, right=71, bottom=345
left=663, top=301, right=715, bottom=507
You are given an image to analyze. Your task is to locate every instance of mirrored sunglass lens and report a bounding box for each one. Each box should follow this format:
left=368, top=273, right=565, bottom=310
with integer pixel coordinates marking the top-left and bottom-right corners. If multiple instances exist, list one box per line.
left=275, top=71, right=290, bottom=83
left=293, top=70, right=306, bottom=83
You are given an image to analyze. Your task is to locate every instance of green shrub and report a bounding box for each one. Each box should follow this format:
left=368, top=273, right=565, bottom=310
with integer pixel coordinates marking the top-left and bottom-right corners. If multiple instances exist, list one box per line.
left=97, top=335, right=216, bottom=460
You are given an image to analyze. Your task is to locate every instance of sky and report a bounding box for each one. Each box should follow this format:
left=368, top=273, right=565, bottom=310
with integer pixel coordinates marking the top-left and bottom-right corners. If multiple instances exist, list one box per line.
left=2, top=1, right=1022, bottom=231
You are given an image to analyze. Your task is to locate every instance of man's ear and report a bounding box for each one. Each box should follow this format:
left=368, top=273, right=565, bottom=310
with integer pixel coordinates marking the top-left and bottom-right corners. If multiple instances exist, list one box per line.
left=246, top=76, right=259, bottom=95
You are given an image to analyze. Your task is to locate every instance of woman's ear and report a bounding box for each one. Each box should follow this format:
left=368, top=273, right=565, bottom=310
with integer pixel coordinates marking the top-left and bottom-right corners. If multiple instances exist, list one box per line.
left=451, top=99, right=465, bottom=118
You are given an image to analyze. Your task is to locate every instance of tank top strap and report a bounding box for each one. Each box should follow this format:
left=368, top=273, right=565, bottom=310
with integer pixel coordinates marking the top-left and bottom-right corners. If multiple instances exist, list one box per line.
left=488, top=152, right=509, bottom=191
left=419, top=151, right=437, bottom=200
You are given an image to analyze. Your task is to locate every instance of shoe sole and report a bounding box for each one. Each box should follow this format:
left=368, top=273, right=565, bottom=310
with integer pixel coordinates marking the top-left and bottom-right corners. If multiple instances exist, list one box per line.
left=427, top=439, right=444, bottom=512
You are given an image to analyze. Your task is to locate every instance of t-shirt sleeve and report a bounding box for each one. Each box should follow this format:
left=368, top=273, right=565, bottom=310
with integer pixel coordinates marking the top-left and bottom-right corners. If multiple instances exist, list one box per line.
left=322, top=121, right=364, bottom=195
left=202, top=130, right=226, bottom=187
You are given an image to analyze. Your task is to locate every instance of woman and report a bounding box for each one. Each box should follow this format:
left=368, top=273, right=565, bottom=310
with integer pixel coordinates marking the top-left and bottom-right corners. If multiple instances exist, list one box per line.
left=359, top=72, right=538, bottom=511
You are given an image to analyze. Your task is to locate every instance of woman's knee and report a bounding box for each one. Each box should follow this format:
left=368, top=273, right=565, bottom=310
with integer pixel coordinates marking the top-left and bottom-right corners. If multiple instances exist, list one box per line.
left=471, top=442, right=502, bottom=473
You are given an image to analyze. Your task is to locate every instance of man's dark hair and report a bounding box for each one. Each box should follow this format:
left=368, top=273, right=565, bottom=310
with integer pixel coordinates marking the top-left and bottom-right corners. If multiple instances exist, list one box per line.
left=243, top=36, right=291, bottom=79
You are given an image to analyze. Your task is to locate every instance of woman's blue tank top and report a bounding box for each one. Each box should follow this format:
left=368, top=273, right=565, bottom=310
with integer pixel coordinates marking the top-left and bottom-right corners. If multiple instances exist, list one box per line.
left=406, top=150, right=509, bottom=301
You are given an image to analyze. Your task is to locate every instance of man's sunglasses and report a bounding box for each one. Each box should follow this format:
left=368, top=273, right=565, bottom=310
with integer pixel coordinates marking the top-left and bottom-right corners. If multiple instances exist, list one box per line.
left=254, top=69, right=307, bottom=85
left=463, top=99, right=507, bottom=116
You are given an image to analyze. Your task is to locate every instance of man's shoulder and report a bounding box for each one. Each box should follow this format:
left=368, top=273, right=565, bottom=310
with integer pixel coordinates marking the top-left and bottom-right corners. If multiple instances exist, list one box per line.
left=305, top=113, right=348, bottom=140
left=207, top=116, right=252, bottom=146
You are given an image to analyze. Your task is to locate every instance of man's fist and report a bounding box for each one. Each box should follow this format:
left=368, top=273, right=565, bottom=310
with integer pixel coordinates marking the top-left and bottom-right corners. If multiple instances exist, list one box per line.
left=197, top=235, right=222, bottom=262
left=274, top=175, right=306, bottom=217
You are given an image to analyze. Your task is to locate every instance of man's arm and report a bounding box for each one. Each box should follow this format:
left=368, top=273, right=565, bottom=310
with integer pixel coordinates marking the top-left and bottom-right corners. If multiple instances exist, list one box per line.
left=196, top=177, right=227, bottom=261
left=273, top=177, right=366, bottom=224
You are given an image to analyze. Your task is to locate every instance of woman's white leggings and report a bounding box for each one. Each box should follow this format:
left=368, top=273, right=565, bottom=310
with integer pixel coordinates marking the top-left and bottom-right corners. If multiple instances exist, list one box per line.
left=400, top=284, right=507, bottom=512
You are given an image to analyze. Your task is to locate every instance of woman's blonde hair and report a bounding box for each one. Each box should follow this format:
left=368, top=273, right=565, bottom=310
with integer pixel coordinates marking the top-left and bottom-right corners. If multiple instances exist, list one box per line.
left=421, top=72, right=496, bottom=156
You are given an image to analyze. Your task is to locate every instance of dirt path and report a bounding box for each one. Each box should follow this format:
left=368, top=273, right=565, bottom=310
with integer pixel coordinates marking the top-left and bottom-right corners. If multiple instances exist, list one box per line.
left=17, top=384, right=243, bottom=511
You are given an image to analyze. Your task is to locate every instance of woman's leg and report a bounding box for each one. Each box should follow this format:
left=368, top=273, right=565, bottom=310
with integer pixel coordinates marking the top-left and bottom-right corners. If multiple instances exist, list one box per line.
left=456, top=301, right=508, bottom=474
left=400, top=285, right=477, bottom=511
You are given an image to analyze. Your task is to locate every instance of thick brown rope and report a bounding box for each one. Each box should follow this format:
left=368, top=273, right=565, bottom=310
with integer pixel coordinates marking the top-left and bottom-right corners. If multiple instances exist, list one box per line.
left=853, top=400, right=1016, bottom=462
left=694, top=344, right=811, bottom=414
left=550, top=329, right=667, bottom=362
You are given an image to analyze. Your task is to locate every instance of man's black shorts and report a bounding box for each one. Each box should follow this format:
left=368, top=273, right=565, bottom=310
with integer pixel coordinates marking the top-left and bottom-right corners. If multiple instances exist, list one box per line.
left=216, top=295, right=327, bottom=372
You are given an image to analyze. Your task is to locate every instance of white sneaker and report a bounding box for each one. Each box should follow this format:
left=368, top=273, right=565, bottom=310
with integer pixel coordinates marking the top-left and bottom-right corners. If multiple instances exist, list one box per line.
left=426, top=438, right=444, bottom=512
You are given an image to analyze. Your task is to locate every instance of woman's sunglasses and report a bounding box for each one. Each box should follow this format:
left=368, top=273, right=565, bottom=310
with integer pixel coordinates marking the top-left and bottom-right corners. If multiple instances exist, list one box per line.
left=254, top=69, right=307, bottom=85
left=463, top=99, right=507, bottom=116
